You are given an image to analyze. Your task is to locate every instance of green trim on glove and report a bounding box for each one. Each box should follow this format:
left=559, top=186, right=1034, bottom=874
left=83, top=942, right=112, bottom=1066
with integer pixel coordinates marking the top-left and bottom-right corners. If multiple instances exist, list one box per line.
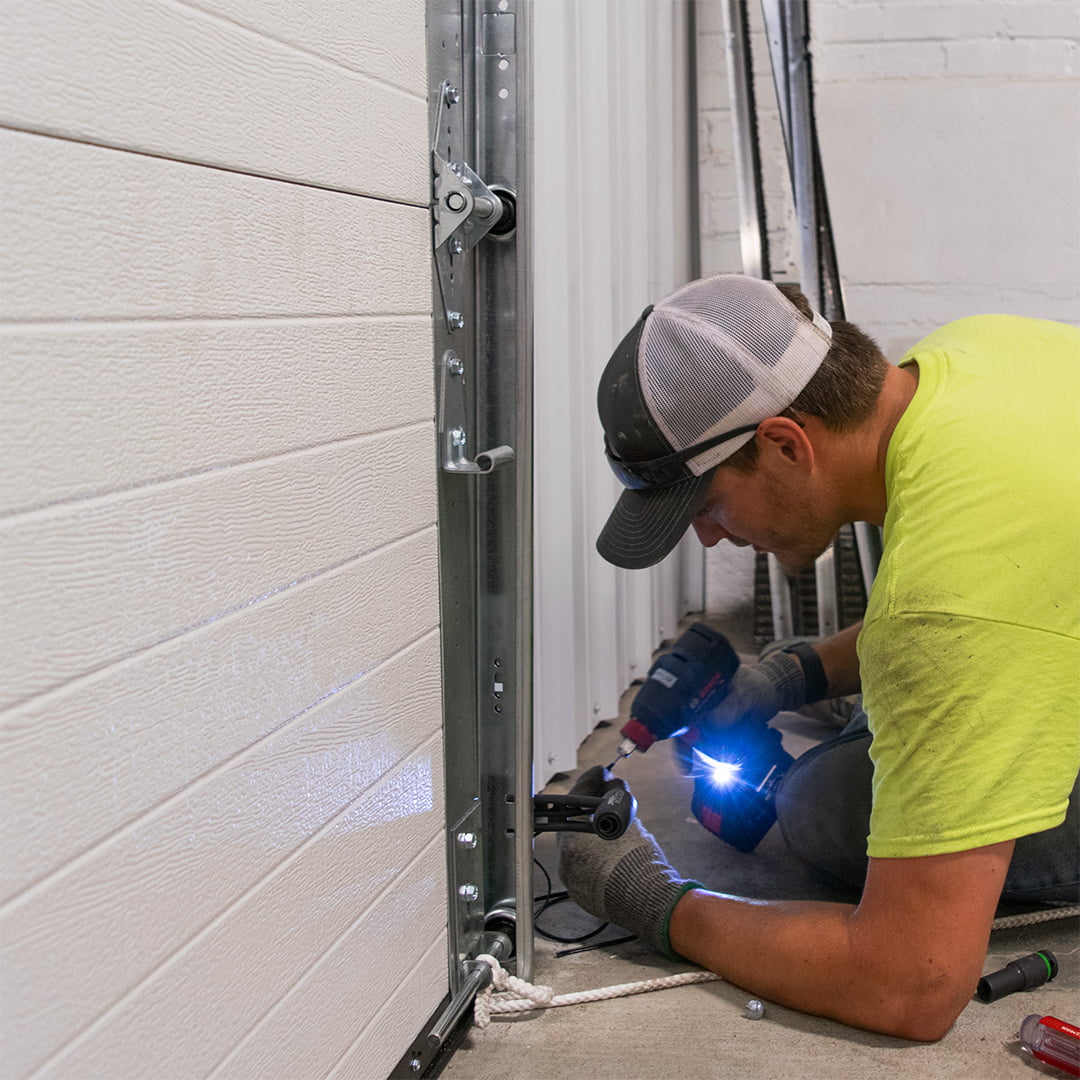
left=659, top=880, right=703, bottom=960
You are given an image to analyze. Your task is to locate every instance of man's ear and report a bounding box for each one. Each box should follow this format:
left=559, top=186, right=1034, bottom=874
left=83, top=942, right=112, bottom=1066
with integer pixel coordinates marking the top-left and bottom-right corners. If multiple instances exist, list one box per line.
left=756, top=416, right=814, bottom=468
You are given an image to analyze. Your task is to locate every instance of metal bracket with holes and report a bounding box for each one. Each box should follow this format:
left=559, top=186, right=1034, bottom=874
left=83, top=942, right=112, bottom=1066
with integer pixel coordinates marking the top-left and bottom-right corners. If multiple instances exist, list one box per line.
left=437, top=350, right=514, bottom=474
left=427, top=0, right=534, bottom=1041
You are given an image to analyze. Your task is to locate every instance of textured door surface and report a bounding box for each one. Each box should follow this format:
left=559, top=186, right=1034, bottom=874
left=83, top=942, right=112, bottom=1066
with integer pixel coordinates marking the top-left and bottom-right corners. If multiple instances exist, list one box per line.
left=0, top=2, right=448, bottom=1076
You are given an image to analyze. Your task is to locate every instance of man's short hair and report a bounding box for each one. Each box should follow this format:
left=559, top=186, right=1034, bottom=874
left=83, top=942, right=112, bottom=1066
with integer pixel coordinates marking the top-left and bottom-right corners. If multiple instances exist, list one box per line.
left=724, top=284, right=889, bottom=471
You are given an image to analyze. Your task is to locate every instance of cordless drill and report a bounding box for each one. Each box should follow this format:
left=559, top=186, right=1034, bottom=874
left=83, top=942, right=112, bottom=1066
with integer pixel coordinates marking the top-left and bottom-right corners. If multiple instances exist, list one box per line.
left=609, top=622, right=794, bottom=852
left=610, top=622, right=741, bottom=762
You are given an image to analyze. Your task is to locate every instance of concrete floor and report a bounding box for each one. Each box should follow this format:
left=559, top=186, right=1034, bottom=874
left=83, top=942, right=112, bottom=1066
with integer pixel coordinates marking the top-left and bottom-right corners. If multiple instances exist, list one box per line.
left=444, top=617, right=1080, bottom=1080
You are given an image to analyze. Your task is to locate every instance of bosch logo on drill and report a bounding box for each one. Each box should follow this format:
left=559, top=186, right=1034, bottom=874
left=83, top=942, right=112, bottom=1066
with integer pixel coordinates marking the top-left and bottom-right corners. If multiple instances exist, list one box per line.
left=690, top=671, right=728, bottom=711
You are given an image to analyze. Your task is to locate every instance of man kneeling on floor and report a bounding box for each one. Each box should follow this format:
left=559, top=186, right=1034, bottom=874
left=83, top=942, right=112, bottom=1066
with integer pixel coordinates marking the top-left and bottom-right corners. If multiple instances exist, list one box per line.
left=559, top=274, right=1079, bottom=1041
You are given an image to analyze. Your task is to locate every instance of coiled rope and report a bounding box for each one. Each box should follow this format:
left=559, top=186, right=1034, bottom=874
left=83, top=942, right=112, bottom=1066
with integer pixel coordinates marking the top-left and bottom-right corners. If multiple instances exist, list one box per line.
left=472, top=904, right=1079, bottom=1028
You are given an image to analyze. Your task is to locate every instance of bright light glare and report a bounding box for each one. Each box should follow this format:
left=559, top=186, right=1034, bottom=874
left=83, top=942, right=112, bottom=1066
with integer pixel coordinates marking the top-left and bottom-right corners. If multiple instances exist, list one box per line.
left=692, top=748, right=741, bottom=788
left=710, top=760, right=741, bottom=787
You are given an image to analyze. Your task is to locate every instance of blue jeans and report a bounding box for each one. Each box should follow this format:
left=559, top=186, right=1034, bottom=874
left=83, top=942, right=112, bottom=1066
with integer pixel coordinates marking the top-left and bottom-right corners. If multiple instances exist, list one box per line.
left=774, top=708, right=1080, bottom=902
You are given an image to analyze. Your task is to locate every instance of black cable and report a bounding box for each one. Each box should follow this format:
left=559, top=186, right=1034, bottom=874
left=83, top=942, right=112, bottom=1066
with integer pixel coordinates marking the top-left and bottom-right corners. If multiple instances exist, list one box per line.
left=555, top=934, right=637, bottom=959
left=532, top=857, right=613, bottom=944
left=532, top=855, right=554, bottom=909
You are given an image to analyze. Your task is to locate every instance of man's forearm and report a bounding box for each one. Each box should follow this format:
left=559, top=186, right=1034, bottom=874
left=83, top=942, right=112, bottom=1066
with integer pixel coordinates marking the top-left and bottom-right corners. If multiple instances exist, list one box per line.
left=669, top=889, right=955, bottom=1041
left=667, top=840, right=1012, bottom=1042
left=810, top=620, right=862, bottom=698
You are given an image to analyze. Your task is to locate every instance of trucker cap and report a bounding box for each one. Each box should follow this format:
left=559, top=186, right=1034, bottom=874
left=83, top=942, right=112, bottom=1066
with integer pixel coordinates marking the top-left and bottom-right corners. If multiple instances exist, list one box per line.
left=596, top=274, right=833, bottom=569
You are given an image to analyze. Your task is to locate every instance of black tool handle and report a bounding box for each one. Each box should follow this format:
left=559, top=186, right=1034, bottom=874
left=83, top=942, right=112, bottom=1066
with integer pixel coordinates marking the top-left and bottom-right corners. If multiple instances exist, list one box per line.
left=532, top=776, right=637, bottom=840
left=976, top=950, right=1058, bottom=1002
left=593, top=779, right=636, bottom=839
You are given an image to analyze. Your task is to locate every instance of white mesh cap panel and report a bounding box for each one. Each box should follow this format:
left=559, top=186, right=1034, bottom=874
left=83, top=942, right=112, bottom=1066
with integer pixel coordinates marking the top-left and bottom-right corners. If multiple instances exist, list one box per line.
left=638, top=276, right=832, bottom=476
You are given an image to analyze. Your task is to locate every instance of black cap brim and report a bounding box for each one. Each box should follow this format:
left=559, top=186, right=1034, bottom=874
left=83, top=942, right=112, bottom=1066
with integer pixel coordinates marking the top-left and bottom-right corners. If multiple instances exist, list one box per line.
left=596, top=467, right=716, bottom=570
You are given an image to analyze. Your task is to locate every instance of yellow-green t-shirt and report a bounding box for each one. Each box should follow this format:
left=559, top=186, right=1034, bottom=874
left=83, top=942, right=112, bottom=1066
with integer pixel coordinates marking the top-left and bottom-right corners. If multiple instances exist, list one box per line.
left=858, top=314, right=1080, bottom=858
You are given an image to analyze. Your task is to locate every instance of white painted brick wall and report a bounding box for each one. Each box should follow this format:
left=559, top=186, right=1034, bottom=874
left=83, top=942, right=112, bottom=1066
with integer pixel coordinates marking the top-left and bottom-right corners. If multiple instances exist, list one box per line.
left=697, top=0, right=1080, bottom=618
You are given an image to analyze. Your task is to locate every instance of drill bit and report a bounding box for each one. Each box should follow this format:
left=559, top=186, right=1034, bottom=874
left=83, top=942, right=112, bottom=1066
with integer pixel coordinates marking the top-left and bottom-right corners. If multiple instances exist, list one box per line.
left=606, top=737, right=638, bottom=771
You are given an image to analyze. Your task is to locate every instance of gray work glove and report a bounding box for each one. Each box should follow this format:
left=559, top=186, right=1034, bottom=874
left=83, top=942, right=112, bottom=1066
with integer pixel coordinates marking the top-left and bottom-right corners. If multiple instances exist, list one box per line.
left=673, top=651, right=807, bottom=775
left=557, top=766, right=701, bottom=959
left=701, top=649, right=807, bottom=730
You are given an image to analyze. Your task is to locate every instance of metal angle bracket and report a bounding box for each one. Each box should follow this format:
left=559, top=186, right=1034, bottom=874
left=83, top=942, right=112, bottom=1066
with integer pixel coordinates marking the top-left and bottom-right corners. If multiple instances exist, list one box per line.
left=437, top=350, right=515, bottom=474
left=433, top=153, right=507, bottom=252
left=431, top=81, right=514, bottom=253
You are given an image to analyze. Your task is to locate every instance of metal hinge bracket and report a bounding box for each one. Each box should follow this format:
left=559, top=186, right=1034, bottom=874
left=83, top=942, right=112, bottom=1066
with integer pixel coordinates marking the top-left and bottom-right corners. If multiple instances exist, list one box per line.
left=431, top=81, right=515, bottom=254
left=437, top=350, right=514, bottom=474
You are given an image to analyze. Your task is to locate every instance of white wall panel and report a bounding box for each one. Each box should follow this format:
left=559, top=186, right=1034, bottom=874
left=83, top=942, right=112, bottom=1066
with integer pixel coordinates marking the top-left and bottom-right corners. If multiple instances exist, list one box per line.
left=26, top=705, right=444, bottom=1079
left=190, top=0, right=427, bottom=94
left=1, top=1, right=446, bottom=1067
left=11, top=723, right=443, bottom=1074
left=530, top=0, right=590, bottom=777
left=1, top=427, right=435, bottom=707
left=0, top=318, right=432, bottom=514
left=1, top=529, right=439, bottom=901
left=0, top=0, right=427, bottom=203
left=0, top=129, right=429, bottom=322
left=328, top=932, right=450, bottom=1080
left=533, top=0, right=699, bottom=778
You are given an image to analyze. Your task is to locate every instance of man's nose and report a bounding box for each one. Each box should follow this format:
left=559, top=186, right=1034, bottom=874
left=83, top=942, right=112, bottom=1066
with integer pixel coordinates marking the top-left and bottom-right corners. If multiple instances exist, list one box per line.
left=692, top=515, right=726, bottom=547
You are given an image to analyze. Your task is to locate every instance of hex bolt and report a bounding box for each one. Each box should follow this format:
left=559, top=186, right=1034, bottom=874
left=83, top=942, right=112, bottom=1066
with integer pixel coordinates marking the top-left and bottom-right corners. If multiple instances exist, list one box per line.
left=458, top=883, right=479, bottom=903
left=451, top=428, right=467, bottom=447
left=409, top=1057, right=422, bottom=1073
left=449, top=237, right=465, bottom=255
left=448, top=356, right=464, bottom=375
left=447, top=311, right=465, bottom=330
left=445, top=191, right=467, bottom=213
left=457, top=832, right=478, bottom=849
left=444, top=84, right=460, bottom=106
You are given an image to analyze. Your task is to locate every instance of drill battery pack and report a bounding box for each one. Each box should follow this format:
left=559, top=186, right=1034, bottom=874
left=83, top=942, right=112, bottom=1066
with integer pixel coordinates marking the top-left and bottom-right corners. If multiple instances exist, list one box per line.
left=689, top=720, right=795, bottom=852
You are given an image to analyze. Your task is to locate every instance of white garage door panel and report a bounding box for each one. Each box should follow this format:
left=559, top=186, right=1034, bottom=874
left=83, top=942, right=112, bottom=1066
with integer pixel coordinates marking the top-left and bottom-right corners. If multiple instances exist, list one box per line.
left=0, top=529, right=440, bottom=901
left=212, top=839, right=446, bottom=1079
left=0, top=317, right=433, bottom=514
left=0, top=0, right=426, bottom=204
left=6, top=723, right=445, bottom=1078
left=1, top=425, right=436, bottom=709
left=38, top=840, right=446, bottom=1080
left=1, top=2, right=447, bottom=1075
left=0, top=129, right=430, bottom=321
left=191, top=0, right=427, bottom=96
left=327, top=932, right=450, bottom=1079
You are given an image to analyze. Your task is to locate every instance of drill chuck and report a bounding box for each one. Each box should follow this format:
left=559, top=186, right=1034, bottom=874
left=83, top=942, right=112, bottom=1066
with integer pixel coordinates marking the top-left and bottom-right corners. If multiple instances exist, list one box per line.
left=619, top=719, right=659, bottom=755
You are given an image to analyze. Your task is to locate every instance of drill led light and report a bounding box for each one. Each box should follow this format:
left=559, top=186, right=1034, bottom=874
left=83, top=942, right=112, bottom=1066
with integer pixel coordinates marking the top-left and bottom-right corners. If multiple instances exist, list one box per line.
left=693, top=748, right=742, bottom=788
left=710, top=761, right=741, bottom=787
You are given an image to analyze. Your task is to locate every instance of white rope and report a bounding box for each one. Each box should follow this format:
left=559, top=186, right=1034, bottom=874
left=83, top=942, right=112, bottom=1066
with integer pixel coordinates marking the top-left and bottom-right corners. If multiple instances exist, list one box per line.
left=991, top=904, right=1080, bottom=931
left=472, top=954, right=720, bottom=1030
left=472, top=906, right=1079, bottom=1030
